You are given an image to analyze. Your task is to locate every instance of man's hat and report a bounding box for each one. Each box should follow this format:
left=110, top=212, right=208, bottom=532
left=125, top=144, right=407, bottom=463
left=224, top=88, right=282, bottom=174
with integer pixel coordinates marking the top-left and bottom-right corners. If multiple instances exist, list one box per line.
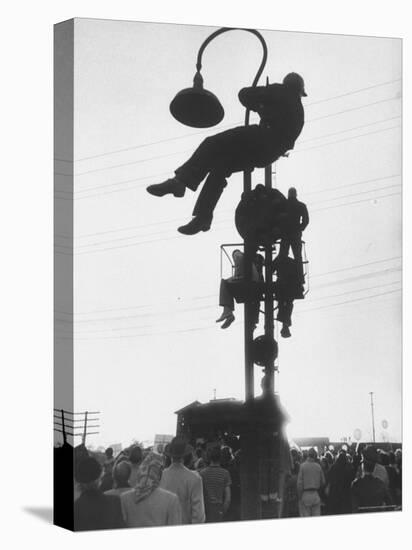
left=75, top=457, right=102, bottom=483
left=283, top=72, right=307, bottom=97
left=168, top=437, right=191, bottom=458
left=362, top=445, right=379, bottom=463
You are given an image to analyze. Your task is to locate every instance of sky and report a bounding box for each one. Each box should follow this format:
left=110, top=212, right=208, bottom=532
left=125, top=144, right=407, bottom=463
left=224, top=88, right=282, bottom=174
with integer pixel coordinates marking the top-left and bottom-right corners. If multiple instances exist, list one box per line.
left=54, top=18, right=402, bottom=448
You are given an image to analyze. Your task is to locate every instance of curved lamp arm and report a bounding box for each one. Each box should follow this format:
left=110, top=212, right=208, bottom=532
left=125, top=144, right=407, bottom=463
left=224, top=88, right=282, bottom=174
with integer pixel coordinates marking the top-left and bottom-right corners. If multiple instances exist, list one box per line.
left=195, top=27, right=268, bottom=126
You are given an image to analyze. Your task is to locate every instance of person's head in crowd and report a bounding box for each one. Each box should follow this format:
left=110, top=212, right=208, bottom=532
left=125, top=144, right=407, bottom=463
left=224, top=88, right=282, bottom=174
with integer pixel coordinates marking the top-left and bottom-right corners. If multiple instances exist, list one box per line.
left=220, top=446, right=233, bottom=468
left=168, top=437, right=190, bottom=464
left=288, top=187, right=297, bottom=200
left=184, top=450, right=194, bottom=469
left=362, top=445, right=378, bottom=464
left=113, top=460, right=131, bottom=489
left=308, top=447, right=317, bottom=460
left=290, top=448, right=299, bottom=462
left=379, top=451, right=390, bottom=466
left=362, top=459, right=375, bottom=475
left=320, top=457, right=329, bottom=472
left=302, top=449, right=309, bottom=461
left=75, top=457, right=102, bottom=492
left=335, top=450, right=347, bottom=468
left=325, top=451, right=334, bottom=465
left=129, top=445, right=143, bottom=466
left=105, top=447, right=114, bottom=459
left=388, top=451, right=396, bottom=466
left=74, top=443, right=89, bottom=463
left=208, top=446, right=222, bottom=465
left=394, top=449, right=402, bottom=465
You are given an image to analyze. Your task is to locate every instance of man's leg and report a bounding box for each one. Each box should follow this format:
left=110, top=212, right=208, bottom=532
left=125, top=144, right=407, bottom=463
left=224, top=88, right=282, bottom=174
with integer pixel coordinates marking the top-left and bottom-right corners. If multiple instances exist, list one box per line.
left=290, top=236, right=304, bottom=283
left=279, top=237, right=291, bottom=259
left=219, top=279, right=235, bottom=311
left=192, top=173, right=228, bottom=219
left=298, top=498, right=311, bottom=517
left=216, top=279, right=235, bottom=328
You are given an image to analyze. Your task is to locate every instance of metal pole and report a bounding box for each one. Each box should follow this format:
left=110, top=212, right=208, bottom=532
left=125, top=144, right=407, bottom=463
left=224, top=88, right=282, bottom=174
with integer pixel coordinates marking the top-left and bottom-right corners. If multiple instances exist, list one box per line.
left=243, top=170, right=254, bottom=402
left=263, top=164, right=275, bottom=395
left=369, top=392, right=376, bottom=443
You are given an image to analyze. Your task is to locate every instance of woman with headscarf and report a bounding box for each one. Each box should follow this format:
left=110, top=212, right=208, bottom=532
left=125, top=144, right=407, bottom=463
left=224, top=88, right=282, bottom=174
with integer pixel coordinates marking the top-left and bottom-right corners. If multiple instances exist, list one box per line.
left=121, top=452, right=182, bottom=527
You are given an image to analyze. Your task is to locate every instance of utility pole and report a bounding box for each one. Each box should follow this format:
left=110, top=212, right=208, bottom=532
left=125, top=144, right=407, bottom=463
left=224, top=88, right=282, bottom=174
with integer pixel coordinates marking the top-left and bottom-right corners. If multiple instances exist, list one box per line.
left=263, top=163, right=275, bottom=395
left=369, top=392, right=376, bottom=443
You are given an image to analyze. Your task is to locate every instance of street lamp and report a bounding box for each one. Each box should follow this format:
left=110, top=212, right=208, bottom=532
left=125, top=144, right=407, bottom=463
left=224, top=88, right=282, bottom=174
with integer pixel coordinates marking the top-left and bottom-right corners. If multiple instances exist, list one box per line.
left=169, top=27, right=268, bottom=128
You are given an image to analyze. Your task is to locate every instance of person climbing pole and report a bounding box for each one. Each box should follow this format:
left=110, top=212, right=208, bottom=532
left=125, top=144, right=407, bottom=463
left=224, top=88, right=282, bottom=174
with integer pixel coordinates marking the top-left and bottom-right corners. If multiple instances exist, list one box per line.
left=146, top=73, right=307, bottom=235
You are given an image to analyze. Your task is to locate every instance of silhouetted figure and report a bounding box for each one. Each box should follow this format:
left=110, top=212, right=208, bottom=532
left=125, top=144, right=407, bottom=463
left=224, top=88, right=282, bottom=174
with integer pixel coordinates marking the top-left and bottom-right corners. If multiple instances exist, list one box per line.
left=147, top=73, right=306, bottom=235
left=351, top=456, right=392, bottom=513
left=279, top=187, right=309, bottom=283
left=326, top=451, right=354, bottom=515
left=74, top=457, right=125, bottom=531
left=272, top=255, right=303, bottom=338
left=216, top=250, right=263, bottom=329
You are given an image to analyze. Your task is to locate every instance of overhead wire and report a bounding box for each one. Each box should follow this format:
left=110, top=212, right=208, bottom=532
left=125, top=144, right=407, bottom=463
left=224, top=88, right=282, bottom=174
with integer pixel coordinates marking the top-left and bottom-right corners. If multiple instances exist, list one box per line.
left=56, top=288, right=400, bottom=341
left=55, top=258, right=401, bottom=324
left=54, top=184, right=401, bottom=254
left=53, top=78, right=401, bottom=164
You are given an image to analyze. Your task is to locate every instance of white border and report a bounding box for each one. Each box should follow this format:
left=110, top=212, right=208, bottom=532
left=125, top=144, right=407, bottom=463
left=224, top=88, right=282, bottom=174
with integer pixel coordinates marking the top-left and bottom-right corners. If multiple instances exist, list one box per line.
left=2, top=1, right=409, bottom=548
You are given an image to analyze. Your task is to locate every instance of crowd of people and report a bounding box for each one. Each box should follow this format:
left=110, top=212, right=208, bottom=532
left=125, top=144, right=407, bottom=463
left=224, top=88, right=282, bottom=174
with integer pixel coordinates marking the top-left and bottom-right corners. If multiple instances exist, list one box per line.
left=73, top=436, right=402, bottom=531
left=284, top=444, right=402, bottom=517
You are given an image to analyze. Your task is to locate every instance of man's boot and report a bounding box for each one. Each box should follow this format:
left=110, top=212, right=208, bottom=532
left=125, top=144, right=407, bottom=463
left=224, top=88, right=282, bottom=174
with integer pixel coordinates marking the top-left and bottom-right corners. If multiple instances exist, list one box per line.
left=177, top=215, right=212, bottom=235
left=146, top=177, right=186, bottom=197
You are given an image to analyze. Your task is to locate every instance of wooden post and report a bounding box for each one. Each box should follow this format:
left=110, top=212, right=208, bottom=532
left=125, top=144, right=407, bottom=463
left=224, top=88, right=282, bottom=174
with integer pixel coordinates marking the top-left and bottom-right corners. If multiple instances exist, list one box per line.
left=82, top=411, right=88, bottom=445
left=61, top=409, right=67, bottom=445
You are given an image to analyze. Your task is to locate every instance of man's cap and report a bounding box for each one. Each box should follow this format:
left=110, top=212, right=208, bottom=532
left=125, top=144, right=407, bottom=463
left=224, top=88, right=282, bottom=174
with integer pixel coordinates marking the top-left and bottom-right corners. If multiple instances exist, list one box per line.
left=283, top=72, right=307, bottom=97
left=75, top=456, right=102, bottom=483
left=167, top=436, right=191, bottom=458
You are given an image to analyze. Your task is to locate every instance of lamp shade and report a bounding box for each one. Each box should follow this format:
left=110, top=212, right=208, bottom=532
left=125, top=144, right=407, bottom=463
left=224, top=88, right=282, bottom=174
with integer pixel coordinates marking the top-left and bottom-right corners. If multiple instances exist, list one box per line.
left=170, top=86, right=224, bottom=128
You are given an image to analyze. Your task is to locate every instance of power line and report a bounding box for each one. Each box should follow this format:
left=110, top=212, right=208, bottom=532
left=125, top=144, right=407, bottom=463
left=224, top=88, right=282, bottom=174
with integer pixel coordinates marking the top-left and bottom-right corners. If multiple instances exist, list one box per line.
left=293, top=125, right=400, bottom=155
left=54, top=78, right=401, bottom=163
left=54, top=115, right=401, bottom=196
left=54, top=186, right=401, bottom=253
left=54, top=125, right=401, bottom=203
left=56, top=288, right=400, bottom=341
left=56, top=183, right=401, bottom=250
left=54, top=95, right=401, bottom=179
left=55, top=259, right=400, bottom=323
left=54, top=174, right=400, bottom=241
left=57, top=280, right=400, bottom=334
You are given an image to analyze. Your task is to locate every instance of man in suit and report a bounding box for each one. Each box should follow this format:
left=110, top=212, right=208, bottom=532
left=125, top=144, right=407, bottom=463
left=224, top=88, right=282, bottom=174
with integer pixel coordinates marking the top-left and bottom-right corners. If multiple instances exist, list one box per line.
left=147, top=73, right=307, bottom=235
left=159, top=437, right=205, bottom=524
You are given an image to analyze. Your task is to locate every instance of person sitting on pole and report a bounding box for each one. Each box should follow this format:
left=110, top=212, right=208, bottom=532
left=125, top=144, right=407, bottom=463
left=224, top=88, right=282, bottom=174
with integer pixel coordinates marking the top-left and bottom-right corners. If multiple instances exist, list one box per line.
left=146, top=73, right=307, bottom=235
left=272, top=254, right=303, bottom=338
left=216, top=250, right=263, bottom=329
left=279, top=187, right=309, bottom=282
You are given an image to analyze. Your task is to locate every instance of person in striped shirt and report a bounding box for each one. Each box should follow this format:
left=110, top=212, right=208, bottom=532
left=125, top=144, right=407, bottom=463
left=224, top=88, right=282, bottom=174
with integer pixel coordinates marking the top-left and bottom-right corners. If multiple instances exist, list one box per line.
left=200, top=446, right=232, bottom=523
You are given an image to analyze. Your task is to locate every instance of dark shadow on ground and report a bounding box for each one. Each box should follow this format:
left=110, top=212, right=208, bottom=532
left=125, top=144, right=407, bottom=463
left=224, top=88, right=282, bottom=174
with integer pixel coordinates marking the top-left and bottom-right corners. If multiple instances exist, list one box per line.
left=23, top=506, right=53, bottom=524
